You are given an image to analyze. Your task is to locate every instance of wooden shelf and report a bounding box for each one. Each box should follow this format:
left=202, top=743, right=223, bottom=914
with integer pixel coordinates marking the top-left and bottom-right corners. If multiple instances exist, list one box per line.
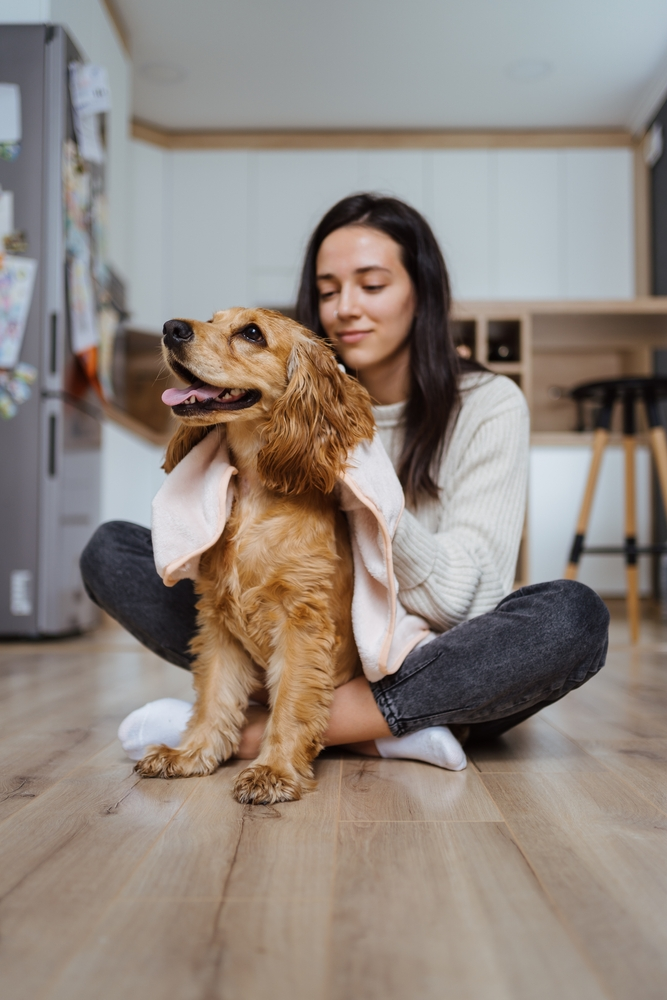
left=531, top=431, right=652, bottom=447
left=486, top=362, right=523, bottom=375
left=453, top=298, right=667, bottom=435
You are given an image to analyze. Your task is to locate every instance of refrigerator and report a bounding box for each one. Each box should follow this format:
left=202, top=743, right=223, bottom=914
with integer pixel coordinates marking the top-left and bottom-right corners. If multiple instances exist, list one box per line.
left=0, top=24, right=102, bottom=637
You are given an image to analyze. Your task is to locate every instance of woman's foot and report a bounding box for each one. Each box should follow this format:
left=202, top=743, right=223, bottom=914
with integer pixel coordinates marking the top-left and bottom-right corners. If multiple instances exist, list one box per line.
left=235, top=705, right=270, bottom=758
left=118, top=698, right=194, bottom=761
left=375, top=726, right=467, bottom=770
left=118, top=700, right=270, bottom=762
left=118, top=702, right=466, bottom=772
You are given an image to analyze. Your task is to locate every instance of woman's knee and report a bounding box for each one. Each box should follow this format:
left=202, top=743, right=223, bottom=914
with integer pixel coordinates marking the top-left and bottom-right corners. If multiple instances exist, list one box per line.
left=553, top=580, right=609, bottom=644
left=80, top=520, right=151, bottom=601
left=508, top=578, right=609, bottom=661
left=534, top=580, right=610, bottom=684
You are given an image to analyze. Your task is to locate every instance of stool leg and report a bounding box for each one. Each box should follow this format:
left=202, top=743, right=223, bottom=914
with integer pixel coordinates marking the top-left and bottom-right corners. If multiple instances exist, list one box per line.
left=623, top=434, right=640, bottom=644
left=643, top=395, right=667, bottom=626
left=649, top=425, right=667, bottom=523
left=643, top=386, right=667, bottom=522
left=564, top=427, right=609, bottom=579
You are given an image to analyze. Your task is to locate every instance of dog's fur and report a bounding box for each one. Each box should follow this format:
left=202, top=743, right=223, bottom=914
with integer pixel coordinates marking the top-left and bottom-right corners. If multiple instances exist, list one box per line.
left=135, top=308, right=375, bottom=803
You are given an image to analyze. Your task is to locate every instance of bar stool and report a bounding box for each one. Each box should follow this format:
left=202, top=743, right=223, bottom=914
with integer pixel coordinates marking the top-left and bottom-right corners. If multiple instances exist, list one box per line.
left=564, top=377, right=667, bottom=643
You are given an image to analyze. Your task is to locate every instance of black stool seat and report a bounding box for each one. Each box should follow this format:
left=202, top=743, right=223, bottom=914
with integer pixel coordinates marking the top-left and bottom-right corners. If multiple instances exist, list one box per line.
left=571, top=375, right=667, bottom=402
left=570, top=376, right=667, bottom=434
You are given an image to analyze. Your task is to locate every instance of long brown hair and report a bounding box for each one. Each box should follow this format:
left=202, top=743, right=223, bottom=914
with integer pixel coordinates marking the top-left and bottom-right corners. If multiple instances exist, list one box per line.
left=296, top=193, right=477, bottom=504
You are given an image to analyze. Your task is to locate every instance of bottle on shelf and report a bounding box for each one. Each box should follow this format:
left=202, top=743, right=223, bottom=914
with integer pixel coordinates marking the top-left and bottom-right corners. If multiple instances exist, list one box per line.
left=451, top=319, right=476, bottom=360
left=488, top=320, right=521, bottom=363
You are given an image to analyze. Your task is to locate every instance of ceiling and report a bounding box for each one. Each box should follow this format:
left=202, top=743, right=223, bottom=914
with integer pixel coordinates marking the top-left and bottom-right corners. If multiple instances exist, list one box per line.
left=114, top=0, right=667, bottom=133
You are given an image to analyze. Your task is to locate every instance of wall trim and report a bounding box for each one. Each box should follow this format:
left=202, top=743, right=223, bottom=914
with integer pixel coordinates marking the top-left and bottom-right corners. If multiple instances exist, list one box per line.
left=132, top=119, right=636, bottom=151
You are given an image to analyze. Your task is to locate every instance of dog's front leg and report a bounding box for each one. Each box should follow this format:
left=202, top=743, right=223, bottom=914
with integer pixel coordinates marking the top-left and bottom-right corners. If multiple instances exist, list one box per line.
left=136, top=622, right=256, bottom=778
left=233, top=615, right=336, bottom=804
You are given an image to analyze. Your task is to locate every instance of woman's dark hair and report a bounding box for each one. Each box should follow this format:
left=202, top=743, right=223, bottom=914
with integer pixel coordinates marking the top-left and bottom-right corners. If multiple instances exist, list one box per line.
left=296, top=192, right=476, bottom=504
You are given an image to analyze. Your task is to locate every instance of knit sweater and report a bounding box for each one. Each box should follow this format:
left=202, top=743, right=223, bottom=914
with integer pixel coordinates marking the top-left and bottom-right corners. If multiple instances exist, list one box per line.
left=374, top=372, right=530, bottom=632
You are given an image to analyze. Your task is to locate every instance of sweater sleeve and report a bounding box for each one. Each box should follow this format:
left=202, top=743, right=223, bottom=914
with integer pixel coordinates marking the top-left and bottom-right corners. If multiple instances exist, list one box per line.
left=391, top=391, right=529, bottom=631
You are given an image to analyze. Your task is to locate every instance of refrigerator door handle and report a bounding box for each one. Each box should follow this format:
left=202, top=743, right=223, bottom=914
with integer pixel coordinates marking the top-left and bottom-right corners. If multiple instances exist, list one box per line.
left=47, top=413, right=57, bottom=477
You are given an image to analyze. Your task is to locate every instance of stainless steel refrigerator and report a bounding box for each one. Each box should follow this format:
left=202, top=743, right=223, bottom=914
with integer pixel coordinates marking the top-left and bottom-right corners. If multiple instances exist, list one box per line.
left=0, top=24, right=101, bottom=637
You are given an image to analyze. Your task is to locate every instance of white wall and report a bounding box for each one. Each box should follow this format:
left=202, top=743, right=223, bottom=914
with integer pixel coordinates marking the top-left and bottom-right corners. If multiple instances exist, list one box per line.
left=100, top=423, right=165, bottom=528
left=128, top=144, right=635, bottom=328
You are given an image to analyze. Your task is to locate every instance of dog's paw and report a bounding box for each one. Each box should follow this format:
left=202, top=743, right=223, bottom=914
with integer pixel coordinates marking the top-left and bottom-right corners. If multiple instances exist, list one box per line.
left=135, top=743, right=219, bottom=778
left=233, top=763, right=311, bottom=804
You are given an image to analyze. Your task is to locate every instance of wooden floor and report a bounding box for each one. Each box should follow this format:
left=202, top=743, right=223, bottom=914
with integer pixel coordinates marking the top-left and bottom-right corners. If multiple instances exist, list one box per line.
left=1, top=607, right=666, bottom=1000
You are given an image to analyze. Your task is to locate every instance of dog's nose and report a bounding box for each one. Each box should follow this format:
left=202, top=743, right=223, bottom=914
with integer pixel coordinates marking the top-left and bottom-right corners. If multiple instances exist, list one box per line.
left=163, top=319, right=194, bottom=346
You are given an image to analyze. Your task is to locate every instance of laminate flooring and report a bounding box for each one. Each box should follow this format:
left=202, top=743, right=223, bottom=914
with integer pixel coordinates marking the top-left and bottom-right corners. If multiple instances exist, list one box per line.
left=1, top=607, right=666, bottom=1000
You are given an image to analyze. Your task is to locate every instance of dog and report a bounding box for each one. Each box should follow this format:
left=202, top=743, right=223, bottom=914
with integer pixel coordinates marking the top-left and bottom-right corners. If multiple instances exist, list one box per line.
left=135, top=308, right=375, bottom=804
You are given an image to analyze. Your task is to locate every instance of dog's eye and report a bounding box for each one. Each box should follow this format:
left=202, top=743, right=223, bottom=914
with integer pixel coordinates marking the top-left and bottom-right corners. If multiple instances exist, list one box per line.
left=239, top=324, right=266, bottom=345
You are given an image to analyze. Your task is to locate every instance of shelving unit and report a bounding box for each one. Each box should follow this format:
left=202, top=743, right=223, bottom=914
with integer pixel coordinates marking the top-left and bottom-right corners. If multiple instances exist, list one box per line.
left=452, top=299, right=667, bottom=588
left=451, top=305, right=533, bottom=409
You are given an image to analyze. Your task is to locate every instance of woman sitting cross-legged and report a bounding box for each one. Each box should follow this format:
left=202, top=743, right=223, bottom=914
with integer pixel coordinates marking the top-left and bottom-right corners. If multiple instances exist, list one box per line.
left=81, top=194, right=609, bottom=772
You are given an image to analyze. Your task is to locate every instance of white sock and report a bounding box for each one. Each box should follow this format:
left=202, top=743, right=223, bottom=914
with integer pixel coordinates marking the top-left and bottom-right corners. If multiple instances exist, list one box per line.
left=375, top=726, right=467, bottom=771
left=117, top=698, right=193, bottom=761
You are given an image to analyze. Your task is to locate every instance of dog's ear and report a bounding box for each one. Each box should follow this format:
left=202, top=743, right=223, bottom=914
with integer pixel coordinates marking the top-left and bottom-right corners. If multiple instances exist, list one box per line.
left=257, top=336, right=375, bottom=495
left=163, top=424, right=211, bottom=473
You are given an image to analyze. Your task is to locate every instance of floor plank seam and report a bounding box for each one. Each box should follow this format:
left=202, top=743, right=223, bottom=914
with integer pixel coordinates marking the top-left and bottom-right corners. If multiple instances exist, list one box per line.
left=478, top=774, right=618, bottom=1000
left=0, top=822, right=83, bottom=909
left=322, top=758, right=342, bottom=1000
left=0, top=736, right=120, bottom=831
left=193, top=803, right=248, bottom=998
left=215, top=895, right=334, bottom=904
left=336, top=818, right=509, bottom=823
left=36, top=774, right=204, bottom=1000
left=541, top=716, right=667, bottom=820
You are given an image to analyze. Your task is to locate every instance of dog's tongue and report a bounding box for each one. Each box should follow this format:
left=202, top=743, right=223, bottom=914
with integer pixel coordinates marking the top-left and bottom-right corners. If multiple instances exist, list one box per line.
left=162, top=380, right=223, bottom=406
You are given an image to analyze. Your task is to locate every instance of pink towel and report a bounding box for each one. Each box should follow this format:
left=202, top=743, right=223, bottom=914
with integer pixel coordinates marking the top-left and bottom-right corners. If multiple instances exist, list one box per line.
left=151, top=431, right=434, bottom=681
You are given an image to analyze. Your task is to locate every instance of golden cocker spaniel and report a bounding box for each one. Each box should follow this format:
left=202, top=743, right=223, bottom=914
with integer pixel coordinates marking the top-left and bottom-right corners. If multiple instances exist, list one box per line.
left=135, top=308, right=375, bottom=803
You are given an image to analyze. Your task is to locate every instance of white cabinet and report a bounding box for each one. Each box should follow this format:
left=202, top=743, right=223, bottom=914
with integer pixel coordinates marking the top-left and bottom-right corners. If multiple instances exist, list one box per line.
left=495, top=151, right=562, bottom=299
left=170, top=151, right=251, bottom=318
left=430, top=151, right=491, bottom=300
left=431, top=147, right=634, bottom=302
left=529, top=444, right=652, bottom=596
left=128, top=142, right=637, bottom=323
left=250, top=151, right=360, bottom=305
left=563, top=150, right=634, bottom=299
left=358, top=150, right=427, bottom=213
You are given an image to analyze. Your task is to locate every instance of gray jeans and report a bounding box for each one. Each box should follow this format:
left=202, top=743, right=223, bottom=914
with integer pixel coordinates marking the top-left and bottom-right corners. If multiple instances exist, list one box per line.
left=80, top=521, right=609, bottom=743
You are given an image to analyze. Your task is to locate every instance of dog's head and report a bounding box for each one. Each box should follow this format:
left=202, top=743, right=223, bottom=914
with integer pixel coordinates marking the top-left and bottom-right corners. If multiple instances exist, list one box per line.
left=161, top=307, right=375, bottom=495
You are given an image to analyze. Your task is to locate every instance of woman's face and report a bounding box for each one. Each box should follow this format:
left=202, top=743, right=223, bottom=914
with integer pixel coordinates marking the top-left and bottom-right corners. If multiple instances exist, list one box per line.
left=315, top=225, right=416, bottom=376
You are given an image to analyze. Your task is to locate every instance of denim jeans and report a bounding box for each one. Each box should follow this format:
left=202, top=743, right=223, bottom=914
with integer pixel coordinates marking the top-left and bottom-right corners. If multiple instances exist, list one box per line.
left=81, top=521, right=609, bottom=743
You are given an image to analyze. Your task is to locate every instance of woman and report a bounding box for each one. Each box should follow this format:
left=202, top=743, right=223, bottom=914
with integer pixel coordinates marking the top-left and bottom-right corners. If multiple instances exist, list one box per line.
left=81, top=194, right=609, bottom=771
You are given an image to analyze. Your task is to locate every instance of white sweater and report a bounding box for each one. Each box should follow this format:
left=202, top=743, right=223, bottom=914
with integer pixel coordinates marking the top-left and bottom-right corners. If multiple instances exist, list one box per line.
left=374, top=373, right=530, bottom=631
